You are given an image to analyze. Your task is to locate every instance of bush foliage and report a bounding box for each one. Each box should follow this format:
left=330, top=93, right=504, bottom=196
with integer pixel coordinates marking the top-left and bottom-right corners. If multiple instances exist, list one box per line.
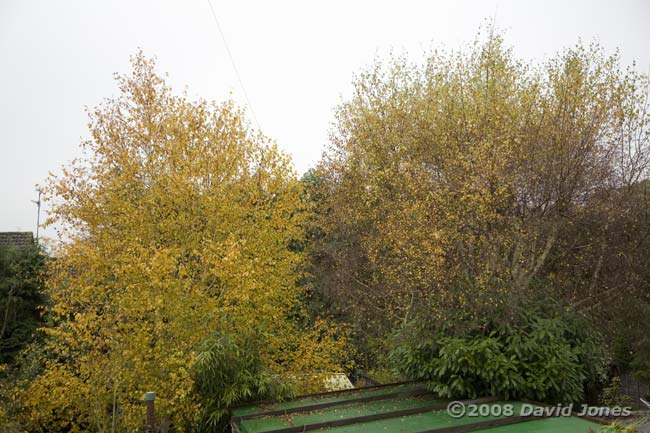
left=192, top=332, right=294, bottom=432
left=389, top=303, right=607, bottom=403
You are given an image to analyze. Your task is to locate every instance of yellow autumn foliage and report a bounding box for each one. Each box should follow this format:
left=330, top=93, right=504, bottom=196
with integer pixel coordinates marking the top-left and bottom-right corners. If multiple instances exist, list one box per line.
left=20, top=53, right=348, bottom=432
left=313, top=30, right=647, bottom=347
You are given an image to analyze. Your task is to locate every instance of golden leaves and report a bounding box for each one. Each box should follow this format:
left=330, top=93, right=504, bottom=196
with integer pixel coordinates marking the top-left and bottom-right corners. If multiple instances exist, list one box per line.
left=316, top=30, right=647, bottom=331
left=31, top=53, right=348, bottom=431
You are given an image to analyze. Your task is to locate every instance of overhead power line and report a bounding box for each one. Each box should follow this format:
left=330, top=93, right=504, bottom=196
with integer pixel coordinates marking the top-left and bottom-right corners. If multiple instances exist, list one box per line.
left=206, top=0, right=261, bottom=130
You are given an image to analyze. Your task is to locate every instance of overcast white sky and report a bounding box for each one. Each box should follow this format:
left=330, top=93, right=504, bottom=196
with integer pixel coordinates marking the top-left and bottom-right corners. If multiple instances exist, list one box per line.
left=1, top=0, right=649, bottom=240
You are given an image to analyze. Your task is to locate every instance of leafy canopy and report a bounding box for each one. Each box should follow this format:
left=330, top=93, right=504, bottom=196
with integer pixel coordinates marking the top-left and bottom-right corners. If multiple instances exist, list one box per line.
left=20, top=53, right=348, bottom=433
left=311, top=28, right=649, bottom=371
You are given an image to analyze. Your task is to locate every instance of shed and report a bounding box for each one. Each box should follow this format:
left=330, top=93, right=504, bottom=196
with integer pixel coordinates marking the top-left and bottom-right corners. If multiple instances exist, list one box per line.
left=231, top=382, right=607, bottom=433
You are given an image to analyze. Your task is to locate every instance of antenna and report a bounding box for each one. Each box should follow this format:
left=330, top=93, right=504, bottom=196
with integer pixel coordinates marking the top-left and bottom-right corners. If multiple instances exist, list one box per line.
left=31, top=189, right=41, bottom=244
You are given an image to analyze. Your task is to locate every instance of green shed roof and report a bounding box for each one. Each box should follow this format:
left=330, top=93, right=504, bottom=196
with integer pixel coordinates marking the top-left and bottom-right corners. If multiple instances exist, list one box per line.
left=231, top=382, right=607, bottom=433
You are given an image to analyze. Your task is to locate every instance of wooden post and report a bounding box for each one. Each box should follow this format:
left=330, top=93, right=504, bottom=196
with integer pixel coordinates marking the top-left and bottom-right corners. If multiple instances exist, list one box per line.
left=145, top=391, right=155, bottom=432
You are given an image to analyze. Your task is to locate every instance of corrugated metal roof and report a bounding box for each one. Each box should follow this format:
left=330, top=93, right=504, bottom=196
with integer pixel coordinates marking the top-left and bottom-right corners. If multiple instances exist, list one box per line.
left=231, top=382, right=605, bottom=433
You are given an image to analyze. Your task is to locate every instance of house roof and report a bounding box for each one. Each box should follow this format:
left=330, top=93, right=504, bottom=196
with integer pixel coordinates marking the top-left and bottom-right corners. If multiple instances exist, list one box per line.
left=0, top=232, right=34, bottom=249
left=231, top=382, right=605, bottom=433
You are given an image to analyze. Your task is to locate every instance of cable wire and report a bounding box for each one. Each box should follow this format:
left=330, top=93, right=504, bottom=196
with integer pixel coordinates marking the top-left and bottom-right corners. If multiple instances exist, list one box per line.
left=206, top=0, right=261, bottom=130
